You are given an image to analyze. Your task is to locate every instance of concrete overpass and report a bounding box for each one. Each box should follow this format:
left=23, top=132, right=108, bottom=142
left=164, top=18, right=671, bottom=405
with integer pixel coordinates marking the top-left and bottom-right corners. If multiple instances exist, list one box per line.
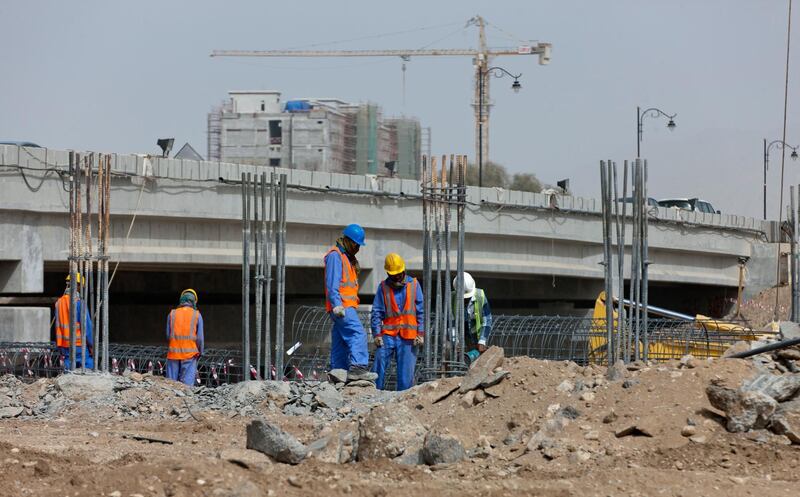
left=0, top=145, right=780, bottom=344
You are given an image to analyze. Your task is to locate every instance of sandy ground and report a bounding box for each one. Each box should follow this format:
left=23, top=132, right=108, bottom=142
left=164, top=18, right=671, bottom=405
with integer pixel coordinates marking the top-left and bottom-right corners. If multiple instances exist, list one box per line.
left=1, top=356, right=799, bottom=497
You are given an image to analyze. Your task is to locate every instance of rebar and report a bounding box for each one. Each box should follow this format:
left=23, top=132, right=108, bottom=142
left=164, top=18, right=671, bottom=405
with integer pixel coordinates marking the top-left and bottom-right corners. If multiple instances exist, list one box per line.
left=241, top=172, right=250, bottom=381
left=275, top=174, right=288, bottom=377
left=422, top=156, right=432, bottom=368
left=264, top=173, right=275, bottom=377
left=254, top=174, right=262, bottom=377
left=642, top=159, right=650, bottom=360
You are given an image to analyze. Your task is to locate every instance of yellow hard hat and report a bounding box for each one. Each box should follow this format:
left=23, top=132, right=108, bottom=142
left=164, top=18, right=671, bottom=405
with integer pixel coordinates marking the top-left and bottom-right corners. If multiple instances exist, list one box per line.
left=181, top=288, right=198, bottom=304
left=384, top=253, right=406, bottom=275
left=65, top=273, right=84, bottom=285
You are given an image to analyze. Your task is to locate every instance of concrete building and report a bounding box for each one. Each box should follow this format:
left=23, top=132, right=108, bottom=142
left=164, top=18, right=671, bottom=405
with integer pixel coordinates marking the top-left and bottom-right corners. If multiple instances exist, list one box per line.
left=207, top=91, right=422, bottom=179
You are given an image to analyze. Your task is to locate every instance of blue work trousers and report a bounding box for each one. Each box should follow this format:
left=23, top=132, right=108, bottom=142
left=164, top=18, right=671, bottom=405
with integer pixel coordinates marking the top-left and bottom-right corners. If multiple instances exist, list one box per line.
left=59, top=347, right=94, bottom=370
left=329, top=307, right=369, bottom=370
left=372, top=334, right=417, bottom=391
left=166, top=358, right=198, bottom=386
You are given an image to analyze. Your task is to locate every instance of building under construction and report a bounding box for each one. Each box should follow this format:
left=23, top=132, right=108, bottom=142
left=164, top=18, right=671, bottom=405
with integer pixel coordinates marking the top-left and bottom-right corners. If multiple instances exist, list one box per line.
left=207, top=91, right=422, bottom=179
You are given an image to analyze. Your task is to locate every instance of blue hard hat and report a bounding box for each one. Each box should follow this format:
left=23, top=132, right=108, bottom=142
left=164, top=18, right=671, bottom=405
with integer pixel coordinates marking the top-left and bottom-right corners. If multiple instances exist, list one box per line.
left=342, top=224, right=366, bottom=246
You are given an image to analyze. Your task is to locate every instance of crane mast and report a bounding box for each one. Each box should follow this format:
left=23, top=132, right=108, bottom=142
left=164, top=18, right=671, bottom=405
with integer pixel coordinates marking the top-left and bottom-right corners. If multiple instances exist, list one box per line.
left=211, top=16, right=551, bottom=174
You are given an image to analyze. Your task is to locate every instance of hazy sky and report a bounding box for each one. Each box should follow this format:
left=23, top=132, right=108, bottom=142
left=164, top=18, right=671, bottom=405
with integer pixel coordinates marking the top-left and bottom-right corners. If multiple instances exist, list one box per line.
left=1, top=1, right=797, bottom=218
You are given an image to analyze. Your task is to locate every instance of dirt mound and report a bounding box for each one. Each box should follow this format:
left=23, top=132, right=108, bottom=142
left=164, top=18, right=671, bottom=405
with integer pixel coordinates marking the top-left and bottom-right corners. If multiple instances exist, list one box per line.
left=2, top=352, right=800, bottom=496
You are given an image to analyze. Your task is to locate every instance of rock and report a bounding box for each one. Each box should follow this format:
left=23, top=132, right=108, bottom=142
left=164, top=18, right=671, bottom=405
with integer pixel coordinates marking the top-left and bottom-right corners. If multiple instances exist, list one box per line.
left=422, top=429, right=465, bottom=465
left=707, top=384, right=777, bottom=432
left=584, top=431, right=599, bottom=441
left=231, top=381, right=291, bottom=405
left=479, top=370, right=509, bottom=389
left=681, top=425, right=697, bottom=437
left=723, top=341, right=751, bottom=358
left=526, top=417, right=569, bottom=453
left=327, top=369, right=348, bottom=384
left=556, top=405, right=580, bottom=420
left=246, top=419, right=308, bottom=465
left=460, top=390, right=476, bottom=408
left=742, top=373, right=800, bottom=402
left=689, top=435, right=707, bottom=444
left=556, top=380, right=575, bottom=393
left=769, top=399, right=800, bottom=444
left=568, top=449, right=592, bottom=463
left=430, top=383, right=459, bottom=404
left=580, top=392, right=595, bottom=402
left=474, top=389, right=487, bottom=404
left=307, top=431, right=358, bottom=464
left=458, top=346, right=504, bottom=393
left=345, top=379, right=375, bottom=388
left=602, top=410, right=618, bottom=424
left=219, top=448, right=272, bottom=469
left=313, top=383, right=344, bottom=409
left=357, top=403, right=426, bottom=461
left=484, top=385, right=502, bottom=398
left=55, top=373, right=114, bottom=401
left=777, top=348, right=800, bottom=361
left=622, top=379, right=640, bottom=389
left=0, top=406, right=23, bottom=418
left=615, top=423, right=655, bottom=438
left=287, top=476, right=302, bottom=488
left=606, top=360, right=627, bottom=381
left=215, top=480, right=261, bottom=497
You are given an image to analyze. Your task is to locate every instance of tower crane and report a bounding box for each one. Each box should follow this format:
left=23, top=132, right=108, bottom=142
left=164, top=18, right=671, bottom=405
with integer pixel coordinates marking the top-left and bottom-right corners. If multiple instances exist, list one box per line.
left=211, top=15, right=551, bottom=182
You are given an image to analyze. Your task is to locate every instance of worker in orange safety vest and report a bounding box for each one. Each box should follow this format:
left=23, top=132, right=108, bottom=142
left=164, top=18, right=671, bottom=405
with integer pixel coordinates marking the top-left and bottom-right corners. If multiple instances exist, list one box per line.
left=165, top=289, right=204, bottom=386
left=370, top=253, right=424, bottom=391
left=54, top=273, right=93, bottom=370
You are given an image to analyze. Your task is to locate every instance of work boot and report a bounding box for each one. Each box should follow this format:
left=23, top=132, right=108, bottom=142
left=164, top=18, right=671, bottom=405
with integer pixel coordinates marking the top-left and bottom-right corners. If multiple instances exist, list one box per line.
left=346, top=366, right=377, bottom=383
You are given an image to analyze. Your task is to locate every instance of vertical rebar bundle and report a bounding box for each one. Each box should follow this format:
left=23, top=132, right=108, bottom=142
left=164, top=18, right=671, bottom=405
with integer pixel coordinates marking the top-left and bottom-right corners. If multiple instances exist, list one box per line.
left=241, top=173, right=251, bottom=380
left=420, top=154, right=467, bottom=378
left=275, top=174, right=288, bottom=377
left=66, top=152, right=111, bottom=373
left=790, top=186, right=798, bottom=322
left=599, top=160, right=615, bottom=365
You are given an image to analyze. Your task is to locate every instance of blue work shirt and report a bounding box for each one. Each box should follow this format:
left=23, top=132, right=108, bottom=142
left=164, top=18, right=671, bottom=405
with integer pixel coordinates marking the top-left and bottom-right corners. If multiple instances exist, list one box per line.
left=54, top=297, right=94, bottom=348
left=371, top=276, right=425, bottom=337
left=166, top=303, right=205, bottom=356
left=324, top=243, right=351, bottom=309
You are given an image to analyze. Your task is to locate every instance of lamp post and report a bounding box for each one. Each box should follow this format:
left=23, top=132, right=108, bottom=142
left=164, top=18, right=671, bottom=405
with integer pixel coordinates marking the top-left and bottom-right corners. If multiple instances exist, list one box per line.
left=478, top=66, right=522, bottom=187
left=764, top=139, right=800, bottom=219
left=637, top=106, right=676, bottom=158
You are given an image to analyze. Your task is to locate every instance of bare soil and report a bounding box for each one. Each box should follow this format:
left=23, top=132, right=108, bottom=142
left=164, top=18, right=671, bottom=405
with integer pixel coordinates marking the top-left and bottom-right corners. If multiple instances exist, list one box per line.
left=2, top=356, right=799, bottom=497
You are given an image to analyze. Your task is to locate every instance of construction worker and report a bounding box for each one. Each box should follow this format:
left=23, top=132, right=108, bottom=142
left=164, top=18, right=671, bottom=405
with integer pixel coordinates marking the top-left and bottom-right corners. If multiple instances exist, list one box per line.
left=453, top=272, right=492, bottom=363
left=371, top=253, right=424, bottom=391
left=324, top=224, right=377, bottom=383
left=166, top=289, right=204, bottom=386
left=54, top=273, right=94, bottom=370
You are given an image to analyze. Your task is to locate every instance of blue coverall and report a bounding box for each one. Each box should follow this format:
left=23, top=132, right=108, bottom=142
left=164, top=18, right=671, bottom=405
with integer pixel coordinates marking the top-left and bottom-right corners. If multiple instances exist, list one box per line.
left=370, top=276, right=424, bottom=391
left=325, top=245, right=369, bottom=371
left=165, top=304, right=205, bottom=386
left=55, top=299, right=94, bottom=370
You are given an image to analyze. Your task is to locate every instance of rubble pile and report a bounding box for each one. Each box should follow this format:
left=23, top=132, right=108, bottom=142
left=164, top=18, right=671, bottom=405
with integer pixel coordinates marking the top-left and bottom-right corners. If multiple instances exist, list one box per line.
left=707, top=366, right=800, bottom=443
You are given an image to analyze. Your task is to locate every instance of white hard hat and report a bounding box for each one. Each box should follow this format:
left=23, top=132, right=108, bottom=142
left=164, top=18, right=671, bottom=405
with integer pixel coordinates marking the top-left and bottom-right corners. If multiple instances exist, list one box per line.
left=454, top=272, right=476, bottom=299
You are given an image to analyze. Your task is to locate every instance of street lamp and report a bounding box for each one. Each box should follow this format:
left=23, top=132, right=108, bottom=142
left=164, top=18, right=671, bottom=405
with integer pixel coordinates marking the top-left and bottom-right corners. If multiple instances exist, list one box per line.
left=763, top=138, right=800, bottom=219
left=637, top=106, right=677, bottom=158
left=478, top=66, right=522, bottom=187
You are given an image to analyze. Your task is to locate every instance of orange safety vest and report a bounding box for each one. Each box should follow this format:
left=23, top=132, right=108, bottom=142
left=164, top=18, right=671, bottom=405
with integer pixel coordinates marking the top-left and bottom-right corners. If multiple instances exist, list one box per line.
left=324, top=246, right=360, bottom=312
left=167, top=306, right=200, bottom=361
left=379, top=278, right=419, bottom=340
left=55, top=294, right=82, bottom=348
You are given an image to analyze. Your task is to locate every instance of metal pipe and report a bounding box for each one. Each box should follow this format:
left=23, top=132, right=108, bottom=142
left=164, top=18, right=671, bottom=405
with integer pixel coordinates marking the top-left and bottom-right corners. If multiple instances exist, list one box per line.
left=422, top=156, right=432, bottom=368
left=455, top=155, right=466, bottom=362
left=241, top=172, right=250, bottom=381
left=275, top=174, right=287, bottom=378
left=642, top=159, right=650, bottom=360
left=68, top=151, right=77, bottom=371
left=264, top=173, right=275, bottom=377
left=616, top=161, right=627, bottom=362
left=443, top=155, right=452, bottom=366
left=254, top=174, right=262, bottom=377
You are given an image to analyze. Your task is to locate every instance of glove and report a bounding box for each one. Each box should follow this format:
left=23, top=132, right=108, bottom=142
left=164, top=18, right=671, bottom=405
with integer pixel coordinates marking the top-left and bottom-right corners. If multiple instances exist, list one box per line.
left=332, top=306, right=346, bottom=318
left=374, top=335, right=384, bottom=348
left=477, top=343, right=487, bottom=353
left=414, top=335, right=424, bottom=346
